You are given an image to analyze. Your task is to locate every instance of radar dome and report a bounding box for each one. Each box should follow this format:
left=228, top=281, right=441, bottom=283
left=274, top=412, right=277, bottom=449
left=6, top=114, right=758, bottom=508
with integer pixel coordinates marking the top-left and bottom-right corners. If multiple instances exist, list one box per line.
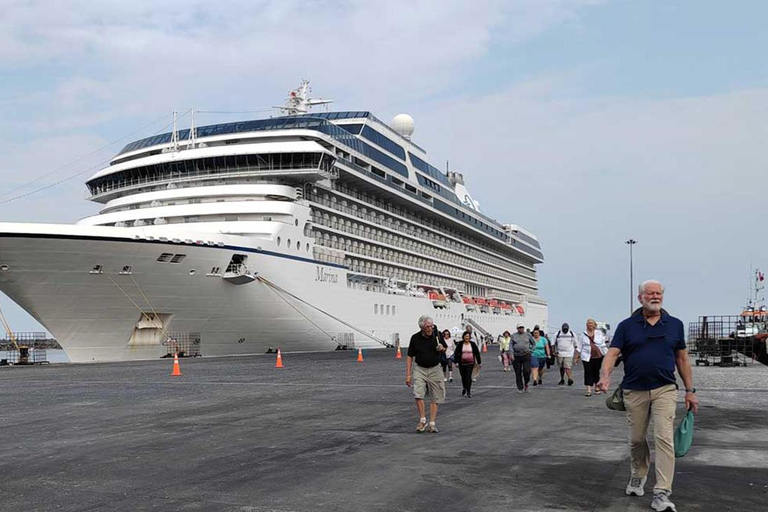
left=391, top=114, right=415, bottom=139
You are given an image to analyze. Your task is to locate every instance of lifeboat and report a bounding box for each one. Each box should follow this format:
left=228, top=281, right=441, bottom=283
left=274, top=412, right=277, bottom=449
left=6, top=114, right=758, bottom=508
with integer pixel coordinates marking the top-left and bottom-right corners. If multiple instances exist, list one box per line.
left=475, top=297, right=489, bottom=313
left=489, top=299, right=501, bottom=315
left=428, top=290, right=447, bottom=309
left=516, top=305, right=525, bottom=315
left=462, top=295, right=477, bottom=312
left=500, top=302, right=513, bottom=315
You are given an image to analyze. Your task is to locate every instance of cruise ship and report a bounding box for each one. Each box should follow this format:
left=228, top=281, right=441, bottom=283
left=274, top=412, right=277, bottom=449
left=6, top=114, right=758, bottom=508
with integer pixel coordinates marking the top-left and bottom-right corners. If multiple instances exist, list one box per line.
left=0, top=82, right=547, bottom=362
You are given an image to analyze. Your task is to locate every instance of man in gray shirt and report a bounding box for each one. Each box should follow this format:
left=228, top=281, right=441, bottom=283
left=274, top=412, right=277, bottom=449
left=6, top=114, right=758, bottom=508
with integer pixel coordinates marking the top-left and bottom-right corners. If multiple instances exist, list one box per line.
left=510, top=323, right=535, bottom=393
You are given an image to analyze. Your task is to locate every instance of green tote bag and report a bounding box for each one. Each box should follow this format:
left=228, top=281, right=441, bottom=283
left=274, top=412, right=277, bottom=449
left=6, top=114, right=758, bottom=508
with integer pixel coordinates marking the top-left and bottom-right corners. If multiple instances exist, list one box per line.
left=674, top=410, right=695, bottom=458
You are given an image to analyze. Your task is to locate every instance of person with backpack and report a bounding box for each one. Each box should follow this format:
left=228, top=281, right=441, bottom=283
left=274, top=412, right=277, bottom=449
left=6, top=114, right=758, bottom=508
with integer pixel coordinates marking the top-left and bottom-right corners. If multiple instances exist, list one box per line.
left=554, top=323, right=578, bottom=385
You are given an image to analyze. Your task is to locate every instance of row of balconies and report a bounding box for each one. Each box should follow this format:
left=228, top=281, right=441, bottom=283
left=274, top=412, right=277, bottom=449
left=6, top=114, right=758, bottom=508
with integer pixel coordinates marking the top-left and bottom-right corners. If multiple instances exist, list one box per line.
left=325, top=182, right=537, bottom=265
left=307, top=189, right=536, bottom=279
left=311, top=210, right=537, bottom=288
left=312, top=231, right=532, bottom=297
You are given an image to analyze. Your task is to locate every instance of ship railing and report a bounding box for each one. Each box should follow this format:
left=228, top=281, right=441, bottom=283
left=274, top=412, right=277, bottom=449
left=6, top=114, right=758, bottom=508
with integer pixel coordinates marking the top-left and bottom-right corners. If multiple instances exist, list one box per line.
left=308, top=190, right=535, bottom=280
left=307, top=191, right=537, bottom=283
left=89, top=165, right=331, bottom=200
left=312, top=183, right=537, bottom=278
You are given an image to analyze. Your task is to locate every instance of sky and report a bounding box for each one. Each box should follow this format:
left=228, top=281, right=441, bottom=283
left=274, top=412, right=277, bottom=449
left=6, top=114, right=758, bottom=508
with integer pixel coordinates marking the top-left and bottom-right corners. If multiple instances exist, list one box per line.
left=1, top=0, right=768, bottom=336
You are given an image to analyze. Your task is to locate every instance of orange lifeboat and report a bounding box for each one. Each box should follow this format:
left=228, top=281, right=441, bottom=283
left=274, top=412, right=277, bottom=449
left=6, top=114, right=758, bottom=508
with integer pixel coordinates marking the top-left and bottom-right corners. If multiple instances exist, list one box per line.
left=428, top=290, right=447, bottom=309
left=475, top=297, right=489, bottom=313
left=500, top=302, right=513, bottom=315
left=516, top=305, right=525, bottom=315
left=463, top=295, right=477, bottom=311
left=489, top=299, right=501, bottom=315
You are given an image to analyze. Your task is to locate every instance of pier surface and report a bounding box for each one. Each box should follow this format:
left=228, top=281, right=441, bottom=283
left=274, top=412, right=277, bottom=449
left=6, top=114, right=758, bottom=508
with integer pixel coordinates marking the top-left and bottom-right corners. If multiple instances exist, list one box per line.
left=1, top=350, right=766, bottom=511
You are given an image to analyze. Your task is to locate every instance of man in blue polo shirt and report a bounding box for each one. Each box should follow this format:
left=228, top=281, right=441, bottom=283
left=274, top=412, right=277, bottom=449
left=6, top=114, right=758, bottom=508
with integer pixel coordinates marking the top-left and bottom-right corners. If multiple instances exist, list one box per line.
left=598, top=280, right=699, bottom=512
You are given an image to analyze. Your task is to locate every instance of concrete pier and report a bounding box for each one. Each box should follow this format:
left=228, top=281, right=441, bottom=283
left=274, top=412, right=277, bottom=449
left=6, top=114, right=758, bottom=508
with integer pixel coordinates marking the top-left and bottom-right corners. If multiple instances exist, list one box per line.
left=1, top=350, right=766, bottom=511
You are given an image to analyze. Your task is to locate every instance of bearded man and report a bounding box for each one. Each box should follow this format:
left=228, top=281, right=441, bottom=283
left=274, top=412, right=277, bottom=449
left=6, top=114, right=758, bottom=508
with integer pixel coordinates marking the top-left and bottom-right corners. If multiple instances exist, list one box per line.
left=597, top=280, right=699, bottom=512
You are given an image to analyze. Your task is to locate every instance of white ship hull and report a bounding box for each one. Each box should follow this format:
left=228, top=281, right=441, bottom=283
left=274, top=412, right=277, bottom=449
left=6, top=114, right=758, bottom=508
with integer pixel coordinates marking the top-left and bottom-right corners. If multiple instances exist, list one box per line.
left=0, top=225, right=546, bottom=363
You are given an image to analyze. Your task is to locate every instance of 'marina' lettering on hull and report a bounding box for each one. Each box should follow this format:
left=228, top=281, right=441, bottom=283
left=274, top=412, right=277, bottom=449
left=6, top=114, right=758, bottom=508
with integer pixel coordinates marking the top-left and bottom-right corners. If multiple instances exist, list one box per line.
left=315, top=266, right=339, bottom=283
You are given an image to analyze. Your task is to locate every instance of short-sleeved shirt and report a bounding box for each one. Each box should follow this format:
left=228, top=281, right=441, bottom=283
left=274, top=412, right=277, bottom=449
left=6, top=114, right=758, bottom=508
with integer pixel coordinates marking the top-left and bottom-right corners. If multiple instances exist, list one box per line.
left=532, top=338, right=547, bottom=358
left=408, top=331, right=441, bottom=368
left=611, top=309, right=686, bottom=391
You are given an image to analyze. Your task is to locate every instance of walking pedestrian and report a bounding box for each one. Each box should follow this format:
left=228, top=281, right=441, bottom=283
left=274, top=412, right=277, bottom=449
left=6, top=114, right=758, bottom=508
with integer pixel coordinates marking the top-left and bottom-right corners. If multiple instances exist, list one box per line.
left=499, top=330, right=512, bottom=372
left=456, top=331, right=481, bottom=398
left=405, top=315, right=446, bottom=433
left=440, top=329, right=454, bottom=382
left=597, top=280, right=699, bottom=512
left=531, top=327, right=551, bottom=386
left=553, top=323, right=577, bottom=386
left=575, top=318, right=607, bottom=396
left=510, top=323, right=535, bottom=393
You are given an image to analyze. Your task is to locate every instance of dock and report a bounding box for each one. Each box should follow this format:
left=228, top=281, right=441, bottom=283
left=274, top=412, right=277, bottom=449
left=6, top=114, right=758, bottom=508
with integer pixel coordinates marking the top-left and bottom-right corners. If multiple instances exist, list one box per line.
left=1, top=350, right=766, bottom=511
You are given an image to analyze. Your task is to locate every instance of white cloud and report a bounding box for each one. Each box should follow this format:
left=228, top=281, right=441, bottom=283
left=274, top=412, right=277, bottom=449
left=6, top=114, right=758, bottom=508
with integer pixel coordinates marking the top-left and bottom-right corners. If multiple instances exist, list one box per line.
left=408, top=81, right=768, bottom=326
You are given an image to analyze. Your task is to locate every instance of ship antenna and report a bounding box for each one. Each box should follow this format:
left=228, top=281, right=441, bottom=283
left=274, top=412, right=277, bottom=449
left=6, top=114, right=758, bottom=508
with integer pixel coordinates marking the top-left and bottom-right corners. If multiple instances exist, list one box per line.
left=274, top=79, right=333, bottom=116
left=171, top=110, right=179, bottom=152
left=189, top=107, right=197, bottom=149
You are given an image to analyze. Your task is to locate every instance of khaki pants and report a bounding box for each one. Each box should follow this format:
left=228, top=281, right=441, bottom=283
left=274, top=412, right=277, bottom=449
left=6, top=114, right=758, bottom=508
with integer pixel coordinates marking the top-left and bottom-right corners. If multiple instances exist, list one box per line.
left=623, top=384, right=677, bottom=493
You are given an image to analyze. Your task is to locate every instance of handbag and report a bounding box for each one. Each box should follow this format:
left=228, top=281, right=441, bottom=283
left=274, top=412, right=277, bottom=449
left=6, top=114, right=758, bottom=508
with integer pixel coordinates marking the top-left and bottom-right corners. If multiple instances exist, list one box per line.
left=605, top=387, right=625, bottom=411
left=674, top=410, right=695, bottom=458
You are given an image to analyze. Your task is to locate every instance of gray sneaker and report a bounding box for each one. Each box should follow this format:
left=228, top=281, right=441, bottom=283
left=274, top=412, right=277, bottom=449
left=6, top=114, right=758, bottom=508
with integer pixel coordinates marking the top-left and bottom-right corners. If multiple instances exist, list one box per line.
left=651, top=491, right=676, bottom=511
left=625, top=475, right=647, bottom=496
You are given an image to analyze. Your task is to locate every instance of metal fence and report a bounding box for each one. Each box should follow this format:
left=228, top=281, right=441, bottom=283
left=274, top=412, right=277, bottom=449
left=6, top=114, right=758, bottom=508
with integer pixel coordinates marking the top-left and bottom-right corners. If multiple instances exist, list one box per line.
left=688, top=315, right=763, bottom=367
left=162, top=333, right=202, bottom=358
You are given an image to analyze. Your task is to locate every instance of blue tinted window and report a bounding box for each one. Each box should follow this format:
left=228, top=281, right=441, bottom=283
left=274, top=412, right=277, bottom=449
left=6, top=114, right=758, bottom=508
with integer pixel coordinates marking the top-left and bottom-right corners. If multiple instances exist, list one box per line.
left=339, top=124, right=363, bottom=135
left=359, top=141, right=408, bottom=177
left=361, top=126, right=406, bottom=160
left=408, top=152, right=452, bottom=188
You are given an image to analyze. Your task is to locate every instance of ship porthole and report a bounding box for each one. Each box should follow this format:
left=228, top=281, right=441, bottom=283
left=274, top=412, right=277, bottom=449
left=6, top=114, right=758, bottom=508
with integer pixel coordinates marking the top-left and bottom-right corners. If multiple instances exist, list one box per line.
left=0, top=264, right=8, bottom=271
left=189, top=269, right=196, bottom=276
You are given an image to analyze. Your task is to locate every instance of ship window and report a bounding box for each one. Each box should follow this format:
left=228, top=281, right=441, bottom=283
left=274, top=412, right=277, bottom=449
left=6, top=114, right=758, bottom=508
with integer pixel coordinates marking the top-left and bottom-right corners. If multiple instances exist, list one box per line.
left=374, top=304, right=378, bottom=314
left=287, top=239, right=291, bottom=249
left=296, top=241, right=300, bottom=250
left=294, top=219, right=298, bottom=226
left=386, top=305, right=390, bottom=315
left=392, top=306, right=396, bottom=315
left=170, top=254, right=186, bottom=264
left=277, top=237, right=281, bottom=247
left=157, top=253, right=173, bottom=262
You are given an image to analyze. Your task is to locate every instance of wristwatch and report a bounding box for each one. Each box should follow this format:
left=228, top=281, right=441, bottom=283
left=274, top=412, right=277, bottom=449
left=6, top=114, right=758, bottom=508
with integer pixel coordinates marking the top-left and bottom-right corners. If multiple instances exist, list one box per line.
left=685, top=388, right=696, bottom=393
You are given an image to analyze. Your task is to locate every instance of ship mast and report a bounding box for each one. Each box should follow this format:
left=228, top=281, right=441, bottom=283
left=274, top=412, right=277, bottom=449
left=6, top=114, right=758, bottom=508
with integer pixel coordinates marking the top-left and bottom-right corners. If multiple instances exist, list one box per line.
left=274, top=80, right=333, bottom=116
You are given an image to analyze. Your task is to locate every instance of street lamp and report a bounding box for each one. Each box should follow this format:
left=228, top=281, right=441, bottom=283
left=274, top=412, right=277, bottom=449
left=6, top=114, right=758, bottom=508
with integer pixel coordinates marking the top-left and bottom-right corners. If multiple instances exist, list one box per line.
left=625, top=239, right=637, bottom=315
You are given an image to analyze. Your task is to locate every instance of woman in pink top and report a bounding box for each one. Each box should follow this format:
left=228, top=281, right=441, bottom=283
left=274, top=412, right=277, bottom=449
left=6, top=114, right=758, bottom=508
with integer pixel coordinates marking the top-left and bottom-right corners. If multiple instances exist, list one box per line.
left=456, top=331, right=482, bottom=398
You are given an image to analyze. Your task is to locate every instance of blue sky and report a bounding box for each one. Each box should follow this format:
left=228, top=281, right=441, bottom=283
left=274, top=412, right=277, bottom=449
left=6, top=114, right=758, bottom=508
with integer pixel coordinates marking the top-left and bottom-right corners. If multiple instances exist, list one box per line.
left=1, top=0, right=768, bottom=336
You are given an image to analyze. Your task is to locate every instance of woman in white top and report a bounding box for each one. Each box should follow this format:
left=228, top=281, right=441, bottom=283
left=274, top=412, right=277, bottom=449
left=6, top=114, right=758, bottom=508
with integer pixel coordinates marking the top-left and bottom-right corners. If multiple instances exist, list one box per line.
left=575, top=318, right=608, bottom=397
left=440, top=329, right=455, bottom=382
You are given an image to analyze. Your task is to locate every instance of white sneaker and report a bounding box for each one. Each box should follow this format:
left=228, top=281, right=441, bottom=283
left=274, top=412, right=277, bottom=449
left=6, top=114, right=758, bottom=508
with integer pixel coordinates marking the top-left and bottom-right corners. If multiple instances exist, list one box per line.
left=651, top=491, right=676, bottom=512
left=625, top=475, right=647, bottom=496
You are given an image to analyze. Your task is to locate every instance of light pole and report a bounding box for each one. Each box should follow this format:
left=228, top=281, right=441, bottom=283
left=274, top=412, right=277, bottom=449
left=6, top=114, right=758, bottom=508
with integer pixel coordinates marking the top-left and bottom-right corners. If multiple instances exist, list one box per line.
left=625, top=239, right=637, bottom=315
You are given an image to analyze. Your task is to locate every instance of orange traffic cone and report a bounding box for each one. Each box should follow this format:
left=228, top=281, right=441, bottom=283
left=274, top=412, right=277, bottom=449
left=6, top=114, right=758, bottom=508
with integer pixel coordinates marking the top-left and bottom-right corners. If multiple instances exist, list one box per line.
left=396, top=346, right=402, bottom=359
left=482, top=342, right=488, bottom=353
left=357, top=348, right=364, bottom=362
left=275, top=349, right=284, bottom=368
left=171, top=353, right=182, bottom=376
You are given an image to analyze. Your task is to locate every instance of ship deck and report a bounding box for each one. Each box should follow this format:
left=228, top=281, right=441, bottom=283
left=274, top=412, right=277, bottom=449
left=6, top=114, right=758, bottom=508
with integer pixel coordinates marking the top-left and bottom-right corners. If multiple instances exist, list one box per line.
left=1, top=351, right=766, bottom=511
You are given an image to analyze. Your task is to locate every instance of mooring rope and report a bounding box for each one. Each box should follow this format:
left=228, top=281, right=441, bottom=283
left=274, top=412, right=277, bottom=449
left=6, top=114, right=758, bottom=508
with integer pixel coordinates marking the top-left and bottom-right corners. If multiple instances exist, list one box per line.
left=257, top=275, right=391, bottom=347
